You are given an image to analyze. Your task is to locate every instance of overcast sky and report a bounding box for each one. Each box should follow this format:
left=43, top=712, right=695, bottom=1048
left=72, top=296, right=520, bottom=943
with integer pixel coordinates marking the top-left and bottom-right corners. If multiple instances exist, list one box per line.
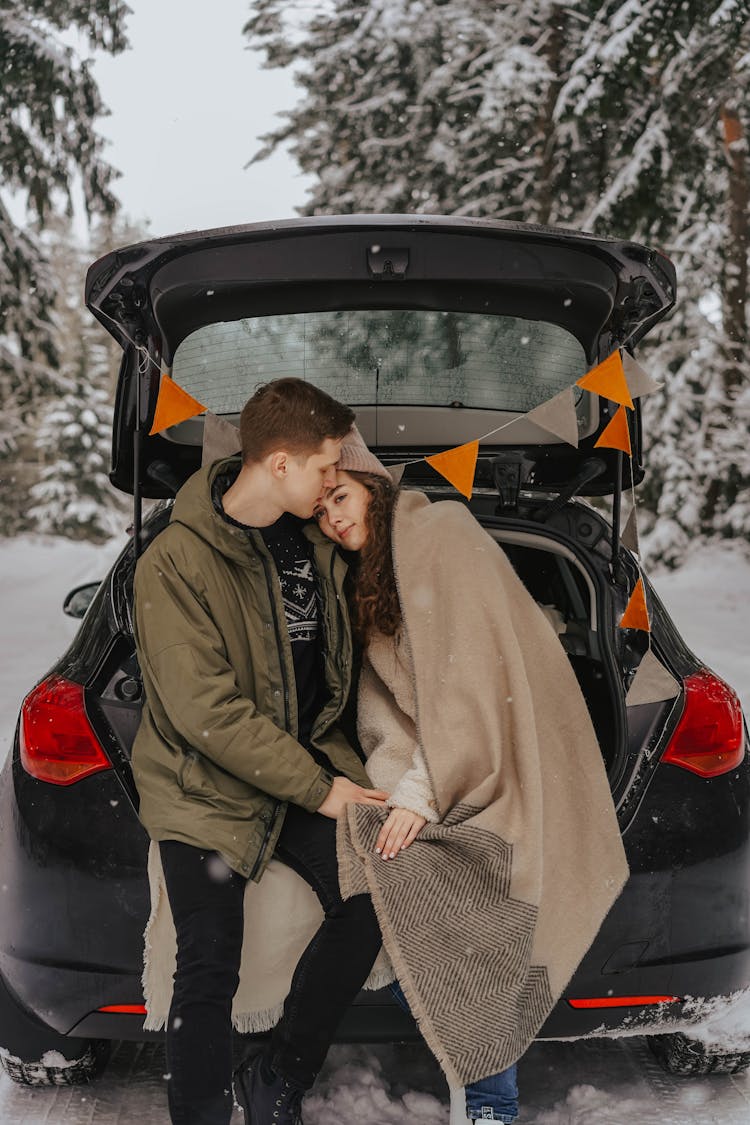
left=89, top=0, right=312, bottom=239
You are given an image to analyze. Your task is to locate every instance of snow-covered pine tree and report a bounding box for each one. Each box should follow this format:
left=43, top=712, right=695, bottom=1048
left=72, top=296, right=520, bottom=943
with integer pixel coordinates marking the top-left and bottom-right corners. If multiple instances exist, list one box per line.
left=246, top=0, right=543, bottom=215
left=0, top=0, right=128, bottom=531
left=27, top=349, right=123, bottom=543
left=25, top=216, right=139, bottom=542
left=555, top=1, right=750, bottom=563
left=247, top=0, right=750, bottom=564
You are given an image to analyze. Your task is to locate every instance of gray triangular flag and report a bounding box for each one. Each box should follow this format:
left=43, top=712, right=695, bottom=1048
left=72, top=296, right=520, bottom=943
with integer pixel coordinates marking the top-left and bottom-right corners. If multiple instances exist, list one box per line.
left=388, top=463, right=406, bottom=486
left=622, top=352, right=662, bottom=400
left=620, top=506, right=640, bottom=555
left=202, top=411, right=241, bottom=466
left=626, top=648, right=681, bottom=707
left=526, top=386, right=579, bottom=447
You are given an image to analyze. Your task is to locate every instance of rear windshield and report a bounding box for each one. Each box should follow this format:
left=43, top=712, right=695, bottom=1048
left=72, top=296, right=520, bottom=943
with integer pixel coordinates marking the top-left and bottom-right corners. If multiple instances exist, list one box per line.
left=171, top=310, right=587, bottom=415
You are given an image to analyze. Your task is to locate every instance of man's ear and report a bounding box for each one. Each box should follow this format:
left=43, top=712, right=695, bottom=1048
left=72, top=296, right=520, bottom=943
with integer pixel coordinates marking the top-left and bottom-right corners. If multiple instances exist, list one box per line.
left=268, top=451, right=288, bottom=478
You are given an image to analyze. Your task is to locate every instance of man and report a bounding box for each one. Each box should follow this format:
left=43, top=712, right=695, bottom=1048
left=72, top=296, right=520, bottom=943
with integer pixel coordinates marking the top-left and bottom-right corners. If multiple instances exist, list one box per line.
left=131, top=378, right=387, bottom=1125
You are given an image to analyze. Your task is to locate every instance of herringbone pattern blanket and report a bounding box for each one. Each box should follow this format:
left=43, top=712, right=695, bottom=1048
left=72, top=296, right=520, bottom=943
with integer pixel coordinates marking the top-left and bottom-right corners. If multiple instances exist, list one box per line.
left=337, top=490, right=629, bottom=1087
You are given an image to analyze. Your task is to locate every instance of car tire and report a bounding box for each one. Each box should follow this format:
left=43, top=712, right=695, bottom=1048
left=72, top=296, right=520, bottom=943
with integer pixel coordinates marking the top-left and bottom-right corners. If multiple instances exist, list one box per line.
left=647, top=1031, right=750, bottom=1075
left=0, top=971, right=110, bottom=1086
left=0, top=1040, right=111, bottom=1086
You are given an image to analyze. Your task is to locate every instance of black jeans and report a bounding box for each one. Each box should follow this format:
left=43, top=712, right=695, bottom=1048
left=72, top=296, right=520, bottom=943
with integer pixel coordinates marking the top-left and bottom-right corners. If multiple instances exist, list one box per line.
left=159, top=804, right=382, bottom=1125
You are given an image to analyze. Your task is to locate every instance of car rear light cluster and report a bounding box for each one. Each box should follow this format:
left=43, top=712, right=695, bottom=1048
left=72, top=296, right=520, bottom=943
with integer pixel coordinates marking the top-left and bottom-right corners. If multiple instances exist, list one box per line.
left=662, top=669, right=745, bottom=779
left=20, top=675, right=112, bottom=785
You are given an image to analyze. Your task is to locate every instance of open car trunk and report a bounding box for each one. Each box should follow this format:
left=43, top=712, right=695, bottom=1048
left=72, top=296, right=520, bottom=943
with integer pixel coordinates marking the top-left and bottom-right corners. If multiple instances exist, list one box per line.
left=85, top=216, right=676, bottom=501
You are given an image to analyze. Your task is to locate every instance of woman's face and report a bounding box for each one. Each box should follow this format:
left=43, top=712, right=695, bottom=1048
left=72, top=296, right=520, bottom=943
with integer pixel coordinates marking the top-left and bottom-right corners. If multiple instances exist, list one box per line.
left=314, top=471, right=372, bottom=551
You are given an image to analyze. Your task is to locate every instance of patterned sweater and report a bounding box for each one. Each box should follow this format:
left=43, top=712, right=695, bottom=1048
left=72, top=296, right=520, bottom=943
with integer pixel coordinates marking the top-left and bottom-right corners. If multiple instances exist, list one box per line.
left=357, top=629, right=440, bottom=822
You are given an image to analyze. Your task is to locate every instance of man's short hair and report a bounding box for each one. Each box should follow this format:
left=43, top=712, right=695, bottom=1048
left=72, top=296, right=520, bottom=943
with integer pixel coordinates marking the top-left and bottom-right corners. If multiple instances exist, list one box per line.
left=239, top=378, right=355, bottom=464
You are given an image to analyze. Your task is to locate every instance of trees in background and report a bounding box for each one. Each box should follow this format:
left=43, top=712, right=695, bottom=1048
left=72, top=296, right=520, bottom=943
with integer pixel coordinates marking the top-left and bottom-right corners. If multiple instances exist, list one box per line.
left=25, top=217, right=138, bottom=542
left=0, top=0, right=128, bottom=534
left=248, top=0, right=750, bottom=564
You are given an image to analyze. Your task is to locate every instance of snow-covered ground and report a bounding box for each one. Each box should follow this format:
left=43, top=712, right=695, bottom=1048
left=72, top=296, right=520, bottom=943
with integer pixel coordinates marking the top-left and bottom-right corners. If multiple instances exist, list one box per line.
left=0, top=532, right=749, bottom=1123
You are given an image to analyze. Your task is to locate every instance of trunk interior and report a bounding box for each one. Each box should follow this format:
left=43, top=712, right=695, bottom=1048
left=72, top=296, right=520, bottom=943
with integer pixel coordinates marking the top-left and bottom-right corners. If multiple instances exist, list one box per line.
left=489, top=527, right=617, bottom=773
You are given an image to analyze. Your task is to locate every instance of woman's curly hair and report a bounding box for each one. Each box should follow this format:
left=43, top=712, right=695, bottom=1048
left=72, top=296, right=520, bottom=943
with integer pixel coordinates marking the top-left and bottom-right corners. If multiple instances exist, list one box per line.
left=341, top=471, right=401, bottom=646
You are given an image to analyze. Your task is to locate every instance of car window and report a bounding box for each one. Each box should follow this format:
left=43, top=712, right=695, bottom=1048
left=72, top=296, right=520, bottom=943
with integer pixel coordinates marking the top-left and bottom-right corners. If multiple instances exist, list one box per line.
left=172, top=310, right=587, bottom=416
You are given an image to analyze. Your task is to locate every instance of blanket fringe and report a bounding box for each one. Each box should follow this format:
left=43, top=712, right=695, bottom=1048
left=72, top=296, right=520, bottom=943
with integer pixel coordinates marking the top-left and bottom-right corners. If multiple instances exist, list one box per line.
left=143, top=964, right=396, bottom=1035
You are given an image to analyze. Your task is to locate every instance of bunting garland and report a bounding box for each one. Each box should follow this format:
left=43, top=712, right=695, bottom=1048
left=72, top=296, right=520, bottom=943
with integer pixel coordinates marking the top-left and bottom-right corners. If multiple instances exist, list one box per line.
left=625, top=648, right=680, bottom=707
left=621, top=351, right=662, bottom=400
left=425, top=441, right=479, bottom=500
left=152, top=352, right=657, bottom=636
left=525, top=385, right=579, bottom=447
left=149, top=372, right=207, bottom=436
left=619, top=576, right=650, bottom=632
left=201, top=410, right=242, bottom=466
left=620, top=506, right=640, bottom=556
left=576, top=350, right=634, bottom=409
left=594, top=404, right=632, bottom=456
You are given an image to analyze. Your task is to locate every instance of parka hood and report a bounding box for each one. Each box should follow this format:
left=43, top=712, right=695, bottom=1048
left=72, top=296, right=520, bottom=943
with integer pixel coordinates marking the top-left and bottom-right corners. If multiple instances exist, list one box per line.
left=169, top=457, right=252, bottom=565
left=169, top=456, right=334, bottom=566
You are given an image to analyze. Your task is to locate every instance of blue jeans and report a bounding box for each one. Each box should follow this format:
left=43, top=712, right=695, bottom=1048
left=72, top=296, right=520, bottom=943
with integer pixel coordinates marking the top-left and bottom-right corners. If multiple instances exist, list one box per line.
left=389, top=982, right=519, bottom=1123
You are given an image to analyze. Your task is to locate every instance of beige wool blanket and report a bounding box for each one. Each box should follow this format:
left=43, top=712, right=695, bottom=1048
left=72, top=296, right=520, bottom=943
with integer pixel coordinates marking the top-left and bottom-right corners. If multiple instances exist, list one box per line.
left=336, top=489, right=629, bottom=1087
left=142, top=846, right=395, bottom=1034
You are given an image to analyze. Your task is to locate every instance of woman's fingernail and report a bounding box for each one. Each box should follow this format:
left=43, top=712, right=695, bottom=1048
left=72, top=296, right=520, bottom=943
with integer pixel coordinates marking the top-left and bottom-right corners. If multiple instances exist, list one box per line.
left=375, top=847, right=381, bottom=853
left=389, top=852, right=395, bottom=858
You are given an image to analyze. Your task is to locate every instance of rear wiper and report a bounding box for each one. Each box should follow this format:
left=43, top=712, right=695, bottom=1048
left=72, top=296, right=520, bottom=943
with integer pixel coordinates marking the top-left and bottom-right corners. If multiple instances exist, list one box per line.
left=531, top=457, right=608, bottom=521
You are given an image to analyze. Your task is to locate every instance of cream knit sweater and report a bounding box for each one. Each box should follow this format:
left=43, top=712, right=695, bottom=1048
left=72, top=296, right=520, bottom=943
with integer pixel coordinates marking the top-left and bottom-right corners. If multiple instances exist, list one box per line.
left=357, top=630, right=440, bottom=822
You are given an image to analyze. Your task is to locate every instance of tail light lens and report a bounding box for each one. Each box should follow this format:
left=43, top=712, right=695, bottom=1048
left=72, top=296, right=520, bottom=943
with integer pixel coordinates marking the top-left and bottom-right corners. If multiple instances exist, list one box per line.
left=567, top=995, right=681, bottom=1009
left=662, top=669, right=745, bottom=778
left=20, top=675, right=111, bottom=785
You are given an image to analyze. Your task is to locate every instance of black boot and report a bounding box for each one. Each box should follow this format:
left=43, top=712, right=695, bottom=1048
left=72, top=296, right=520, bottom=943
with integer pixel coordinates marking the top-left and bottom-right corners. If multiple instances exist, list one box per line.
left=233, top=1052, right=306, bottom=1124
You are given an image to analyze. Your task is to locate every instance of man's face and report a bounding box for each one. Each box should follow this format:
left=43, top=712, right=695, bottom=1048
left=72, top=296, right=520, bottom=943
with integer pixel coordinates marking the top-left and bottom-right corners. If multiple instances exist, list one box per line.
left=281, top=437, right=343, bottom=518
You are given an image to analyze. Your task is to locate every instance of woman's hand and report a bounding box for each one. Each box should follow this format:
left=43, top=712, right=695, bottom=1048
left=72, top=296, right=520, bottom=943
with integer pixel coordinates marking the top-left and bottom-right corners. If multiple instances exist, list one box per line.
left=375, top=808, right=427, bottom=859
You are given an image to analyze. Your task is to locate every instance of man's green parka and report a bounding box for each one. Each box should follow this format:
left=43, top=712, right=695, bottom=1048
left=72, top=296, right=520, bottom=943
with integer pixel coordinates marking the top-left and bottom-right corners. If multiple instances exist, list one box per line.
left=131, top=457, right=371, bottom=879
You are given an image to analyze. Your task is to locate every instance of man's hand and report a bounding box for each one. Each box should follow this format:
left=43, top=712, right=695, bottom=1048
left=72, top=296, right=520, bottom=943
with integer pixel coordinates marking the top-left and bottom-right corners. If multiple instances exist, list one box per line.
left=375, top=808, right=427, bottom=858
left=317, top=776, right=389, bottom=820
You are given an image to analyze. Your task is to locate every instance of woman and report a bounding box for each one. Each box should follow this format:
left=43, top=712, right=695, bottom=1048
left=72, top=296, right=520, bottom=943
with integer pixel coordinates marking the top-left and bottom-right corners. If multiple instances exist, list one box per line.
left=313, top=426, right=629, bottom=1124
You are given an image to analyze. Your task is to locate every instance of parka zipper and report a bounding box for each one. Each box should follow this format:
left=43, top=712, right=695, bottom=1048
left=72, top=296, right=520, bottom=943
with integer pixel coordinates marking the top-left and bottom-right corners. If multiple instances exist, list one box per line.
left=259, top=551, right=293, bottom=735
left=249, top=551, right=294, bottom=880
left=311, top=549, right=346, bottom=742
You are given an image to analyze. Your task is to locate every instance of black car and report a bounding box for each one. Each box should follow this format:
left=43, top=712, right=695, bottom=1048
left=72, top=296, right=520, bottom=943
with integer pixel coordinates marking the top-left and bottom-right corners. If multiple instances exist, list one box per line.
left=1, top=216, right=748, bottom=1088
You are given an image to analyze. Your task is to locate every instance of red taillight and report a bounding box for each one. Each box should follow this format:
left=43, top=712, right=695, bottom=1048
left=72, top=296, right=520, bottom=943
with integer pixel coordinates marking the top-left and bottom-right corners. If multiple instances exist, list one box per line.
left=98, top=1005, right=147, bottom=1014
left=662, top=669, right=745, bottom=779
left=567, top=995, right=681, bottom=1009
left=20, top=675, right=111, bottom=785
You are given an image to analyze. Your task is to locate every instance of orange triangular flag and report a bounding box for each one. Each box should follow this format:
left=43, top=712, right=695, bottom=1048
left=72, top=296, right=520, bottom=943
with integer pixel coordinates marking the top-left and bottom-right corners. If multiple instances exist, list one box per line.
left=577, top=351, right=634, bottom=409
left=149, top=373, right=207, bottom=435
left=619, top=576, right=650, bottom=631
left=594, top=404, right=632, bottom=455
left=425, top=440, right=479, bottom=499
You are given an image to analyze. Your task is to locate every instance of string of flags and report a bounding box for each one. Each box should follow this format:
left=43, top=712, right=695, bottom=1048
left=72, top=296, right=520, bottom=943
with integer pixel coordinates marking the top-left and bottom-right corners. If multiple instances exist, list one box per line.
left=147, top=348, right=681, bottom=703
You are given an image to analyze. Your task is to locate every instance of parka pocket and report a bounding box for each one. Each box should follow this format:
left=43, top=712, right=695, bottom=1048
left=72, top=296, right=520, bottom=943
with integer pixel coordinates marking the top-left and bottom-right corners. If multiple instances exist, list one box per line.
left=177, top=749, right=254, bottom=802
left=177, top=751, right=203, bottom=795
